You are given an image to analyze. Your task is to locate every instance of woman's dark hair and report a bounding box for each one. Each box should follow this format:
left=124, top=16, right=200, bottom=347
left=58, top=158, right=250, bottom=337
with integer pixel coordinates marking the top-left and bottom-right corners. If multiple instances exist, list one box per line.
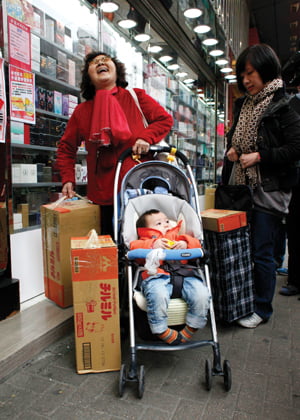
left=80, top=51, right=128, bottom=100
left=236, top=44, right=282, bottom=93
left=136, top=209, right=160, bottom=228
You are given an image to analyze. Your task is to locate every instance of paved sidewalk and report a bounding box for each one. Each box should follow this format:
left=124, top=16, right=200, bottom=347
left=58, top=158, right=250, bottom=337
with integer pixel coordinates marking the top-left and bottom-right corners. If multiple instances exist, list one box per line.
left=0, top=275, right=300, bottom=420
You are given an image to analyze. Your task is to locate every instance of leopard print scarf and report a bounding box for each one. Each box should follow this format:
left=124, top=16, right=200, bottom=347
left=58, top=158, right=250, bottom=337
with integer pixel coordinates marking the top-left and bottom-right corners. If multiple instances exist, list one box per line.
left=231, top=78, right=283, bottom=187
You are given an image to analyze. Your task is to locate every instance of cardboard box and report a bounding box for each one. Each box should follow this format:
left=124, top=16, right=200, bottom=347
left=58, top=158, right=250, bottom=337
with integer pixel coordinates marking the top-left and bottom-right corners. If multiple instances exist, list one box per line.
left=201, top=209, right=247, bottom=232
left=41, top=200, right=100, bottom=308
left=71, top=235, right=121, bottom=374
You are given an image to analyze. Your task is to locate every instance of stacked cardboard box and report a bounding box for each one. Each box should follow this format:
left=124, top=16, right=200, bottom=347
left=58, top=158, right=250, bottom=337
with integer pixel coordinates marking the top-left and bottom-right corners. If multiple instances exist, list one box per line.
left=71, top=235, right=121, bottom=374
left=41, top=200, right=100, bottom=308
left=201, top=209, right=247, bottom=232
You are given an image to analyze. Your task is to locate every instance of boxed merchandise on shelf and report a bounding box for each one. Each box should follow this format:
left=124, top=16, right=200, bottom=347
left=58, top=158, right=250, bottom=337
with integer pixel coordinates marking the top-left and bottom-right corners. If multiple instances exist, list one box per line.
left=55, top=20, right=65, bottom=47
left=56, top=51, right=68, bottom=83
left=46, top=90, right=54, bottom=112
left=54, top=91, right=62, bottom=114
left=45, top=14, right=55, bottom=43
left=71, top=234, right=121, bottom=374
left=41, top=200, right=101, bottom=308
left=31, top=33, right=40, bottom=72
left=68, top=59, right=76, bottom=86
left=12, top=164, right=37, bottom=184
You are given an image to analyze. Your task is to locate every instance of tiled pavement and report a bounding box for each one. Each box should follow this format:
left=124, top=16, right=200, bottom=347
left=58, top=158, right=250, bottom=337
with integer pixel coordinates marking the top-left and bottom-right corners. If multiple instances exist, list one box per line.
left=0, top=275, right=300, bottom=420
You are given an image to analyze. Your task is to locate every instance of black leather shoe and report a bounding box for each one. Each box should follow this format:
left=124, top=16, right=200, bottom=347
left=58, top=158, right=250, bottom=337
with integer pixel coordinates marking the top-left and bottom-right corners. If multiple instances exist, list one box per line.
left=279, top=284, right=300, bottom=296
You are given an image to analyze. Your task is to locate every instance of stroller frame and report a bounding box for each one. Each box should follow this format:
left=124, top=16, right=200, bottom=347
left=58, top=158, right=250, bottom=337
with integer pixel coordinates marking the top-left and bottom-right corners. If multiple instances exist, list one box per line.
left=113, top=145, right=231, bottom=398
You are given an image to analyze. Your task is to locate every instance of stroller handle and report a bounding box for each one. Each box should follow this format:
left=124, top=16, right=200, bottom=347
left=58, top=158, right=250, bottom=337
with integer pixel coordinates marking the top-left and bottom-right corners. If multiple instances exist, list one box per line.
left=117, top=145, right=189, bottom=165
left=127, top=248, right=204, bottom=261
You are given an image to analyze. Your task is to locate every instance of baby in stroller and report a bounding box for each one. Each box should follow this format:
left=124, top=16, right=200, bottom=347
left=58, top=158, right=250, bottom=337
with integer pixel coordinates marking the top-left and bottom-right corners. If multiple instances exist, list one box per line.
left=130, top=208, right=211, bottom=345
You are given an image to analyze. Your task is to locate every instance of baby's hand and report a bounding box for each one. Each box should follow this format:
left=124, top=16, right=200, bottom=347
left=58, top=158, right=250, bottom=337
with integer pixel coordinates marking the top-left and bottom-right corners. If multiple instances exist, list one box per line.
left=171, top=240, right=187, bottom=249
left=153, top=238, right=168, bottom=249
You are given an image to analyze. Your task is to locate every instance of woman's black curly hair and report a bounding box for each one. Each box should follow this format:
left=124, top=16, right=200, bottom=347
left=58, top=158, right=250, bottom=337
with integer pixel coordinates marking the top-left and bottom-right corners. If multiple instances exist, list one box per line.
left=80, top=51, right=128, bottom=100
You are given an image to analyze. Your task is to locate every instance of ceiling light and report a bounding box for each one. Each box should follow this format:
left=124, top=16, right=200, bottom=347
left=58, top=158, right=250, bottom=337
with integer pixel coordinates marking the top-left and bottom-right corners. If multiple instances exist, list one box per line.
left=159, top=55, right=173, bottom=63
left=167, top=63, right=180, bottom=71
left=118, top=19, right=137, bottom=29
left=148, top=45, right=162, bottom=53
left=176, top=71, right=188, bottom=77
left=202, top=38, right=218, bottom=46
left=183, top=8, right=202, bottom=18
left=194, top=25, right=211, bottom=34
left=215, top=58, right=229, bottom=66
left=220, top=67, right=233, bottom=73
left=100, top=2, right=119, bottom=13
left=209, top=49, right=224, bottom=57
left=224, top=74, right=236, bottom=80
left=183, top=78, right=195, bottom=84
left=134, top=33, right=151, bottom=42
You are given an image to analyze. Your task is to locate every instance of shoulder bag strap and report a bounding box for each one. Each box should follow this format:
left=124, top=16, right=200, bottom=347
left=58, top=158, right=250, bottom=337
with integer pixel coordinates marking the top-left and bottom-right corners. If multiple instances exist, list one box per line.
left=128, top=88, right=148, bottom=128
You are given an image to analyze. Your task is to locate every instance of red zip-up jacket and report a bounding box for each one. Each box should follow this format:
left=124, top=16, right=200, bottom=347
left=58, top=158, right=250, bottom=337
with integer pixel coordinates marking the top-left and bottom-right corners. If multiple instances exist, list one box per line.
left=56, top=87, right=173, bottom=205
left=130, top=221, right=202, bottom=278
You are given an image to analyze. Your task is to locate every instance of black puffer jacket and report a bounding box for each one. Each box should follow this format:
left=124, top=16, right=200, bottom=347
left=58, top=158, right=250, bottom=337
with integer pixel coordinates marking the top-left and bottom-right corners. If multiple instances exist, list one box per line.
left=222, top=87, right=300, bottom=192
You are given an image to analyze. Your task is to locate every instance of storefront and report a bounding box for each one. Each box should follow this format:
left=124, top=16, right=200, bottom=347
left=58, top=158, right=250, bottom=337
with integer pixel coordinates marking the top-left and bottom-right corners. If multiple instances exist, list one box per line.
left=0, top=0, right=249, bottom=306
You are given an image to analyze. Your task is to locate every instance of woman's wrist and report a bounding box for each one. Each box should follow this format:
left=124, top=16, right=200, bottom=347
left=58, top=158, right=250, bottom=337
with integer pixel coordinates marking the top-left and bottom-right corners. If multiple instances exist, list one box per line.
left=256, top=152, right=261, bottom=162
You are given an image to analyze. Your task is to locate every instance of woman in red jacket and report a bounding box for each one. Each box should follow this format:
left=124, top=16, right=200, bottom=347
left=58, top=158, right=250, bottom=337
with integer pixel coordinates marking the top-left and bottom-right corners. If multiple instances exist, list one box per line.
left=56, top=52, right=173, bottom=235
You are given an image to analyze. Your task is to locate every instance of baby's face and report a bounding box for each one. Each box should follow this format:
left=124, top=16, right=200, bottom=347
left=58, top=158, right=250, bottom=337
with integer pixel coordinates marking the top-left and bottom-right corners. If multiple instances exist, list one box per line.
left=145, top=212, right=170, bottom=235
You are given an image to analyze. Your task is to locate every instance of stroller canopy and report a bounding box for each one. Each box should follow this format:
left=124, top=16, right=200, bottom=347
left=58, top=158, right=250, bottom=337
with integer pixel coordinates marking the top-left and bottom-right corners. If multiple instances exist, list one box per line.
left=120, top=161, right=193, bottom=203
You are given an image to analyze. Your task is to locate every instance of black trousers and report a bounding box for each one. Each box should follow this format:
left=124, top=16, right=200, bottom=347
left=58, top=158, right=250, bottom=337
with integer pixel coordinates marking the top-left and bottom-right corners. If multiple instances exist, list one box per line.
left=100, top=204, right=114, bottom=237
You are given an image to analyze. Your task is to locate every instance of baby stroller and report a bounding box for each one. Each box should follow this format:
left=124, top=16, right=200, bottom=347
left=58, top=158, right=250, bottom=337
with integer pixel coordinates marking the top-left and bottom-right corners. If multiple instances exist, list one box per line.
left=113, top=145, right=232, bottom=398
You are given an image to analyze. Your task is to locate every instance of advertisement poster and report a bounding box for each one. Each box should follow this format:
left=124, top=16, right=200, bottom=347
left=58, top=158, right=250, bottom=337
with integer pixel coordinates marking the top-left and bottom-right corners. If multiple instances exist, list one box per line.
left=9, top=65, right=35, bottom=124
left=0, top=58, right=6, bottom=143
left=8, top=16, right=31, bottom=71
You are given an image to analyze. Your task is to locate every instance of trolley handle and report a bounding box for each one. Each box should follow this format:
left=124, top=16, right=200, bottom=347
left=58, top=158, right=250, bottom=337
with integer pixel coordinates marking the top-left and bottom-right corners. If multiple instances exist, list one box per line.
left=117, top=145, right=189, bottom=166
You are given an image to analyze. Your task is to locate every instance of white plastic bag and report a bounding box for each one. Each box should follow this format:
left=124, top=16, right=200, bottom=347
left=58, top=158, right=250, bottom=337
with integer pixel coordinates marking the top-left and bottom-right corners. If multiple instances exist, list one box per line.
left=144, top=248, right=166, bottom=275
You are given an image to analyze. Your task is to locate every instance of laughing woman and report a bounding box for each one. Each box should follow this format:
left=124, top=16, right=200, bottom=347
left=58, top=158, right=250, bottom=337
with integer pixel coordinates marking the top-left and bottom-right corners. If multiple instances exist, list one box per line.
left=222, top=44, right=300, bottom=328
left=56, top=51, right=173, bottom=236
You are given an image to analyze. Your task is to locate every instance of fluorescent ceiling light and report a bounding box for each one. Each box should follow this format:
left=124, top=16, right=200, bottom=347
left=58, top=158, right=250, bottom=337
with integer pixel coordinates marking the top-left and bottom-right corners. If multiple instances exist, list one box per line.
left=194, top=25, right=211, bottom=34
left=215, top=58, right=229, bottom=65
left=202, top=38, right=218, bottom=46
left=134, top=33, right=151, bottom=42
left=100, top=2, right=119, bottom=13
left=118, top=19, right=137, bottom=29
left=209, top=49, right=224, bottom=57
left=159, top=55, right=173, bottom=63
left=220, top=67, right=233, bottom=73
left=224, top=74, right=236, bottom=80
left=183, top=78, right=195, bottom=84
left=176, top=71, right=188, bottom=77
left=148, top=45, right=163, bottom=53
left=167, top=63, right=180, bottom=71
left=183, top=8, right=202, bottom=18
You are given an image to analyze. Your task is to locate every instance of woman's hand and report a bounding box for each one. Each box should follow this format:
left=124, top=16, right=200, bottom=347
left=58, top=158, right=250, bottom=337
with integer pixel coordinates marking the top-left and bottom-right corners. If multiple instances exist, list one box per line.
left=132, top=139, right=150, bottom=155
left=226, top=147, right=239, bottom=162
left=239, top=152, right=260, bottom=168
left=62, top=182, right=75, bottom=199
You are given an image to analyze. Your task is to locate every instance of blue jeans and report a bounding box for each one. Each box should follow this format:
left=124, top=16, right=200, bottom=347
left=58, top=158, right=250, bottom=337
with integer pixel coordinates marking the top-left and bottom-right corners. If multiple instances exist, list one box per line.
left=141, top=274, right=211, bottom=334
left=251, top=210, right=283, bottom=320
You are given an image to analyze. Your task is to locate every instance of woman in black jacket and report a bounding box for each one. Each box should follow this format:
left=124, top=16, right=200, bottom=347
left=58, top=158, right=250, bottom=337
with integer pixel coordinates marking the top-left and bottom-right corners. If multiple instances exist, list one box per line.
left=223, top=44, right=300, bottom=328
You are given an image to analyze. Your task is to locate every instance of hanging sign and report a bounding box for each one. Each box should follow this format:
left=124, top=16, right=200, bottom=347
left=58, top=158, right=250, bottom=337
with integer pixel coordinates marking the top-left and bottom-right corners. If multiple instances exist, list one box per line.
left=8, top=16, right=31, bottom=71
left=9, top=65, right=35, bottom=124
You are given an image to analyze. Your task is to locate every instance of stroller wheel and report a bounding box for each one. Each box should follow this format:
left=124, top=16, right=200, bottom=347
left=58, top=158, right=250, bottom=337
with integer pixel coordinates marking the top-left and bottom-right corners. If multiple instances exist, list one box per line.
left=205, top=359, right=212, bottom=391
left=119, top=364, right=127, bottom=397
left=223, top=360, right=232, bottom=391
left=137, top=365, right=145, bottom=399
